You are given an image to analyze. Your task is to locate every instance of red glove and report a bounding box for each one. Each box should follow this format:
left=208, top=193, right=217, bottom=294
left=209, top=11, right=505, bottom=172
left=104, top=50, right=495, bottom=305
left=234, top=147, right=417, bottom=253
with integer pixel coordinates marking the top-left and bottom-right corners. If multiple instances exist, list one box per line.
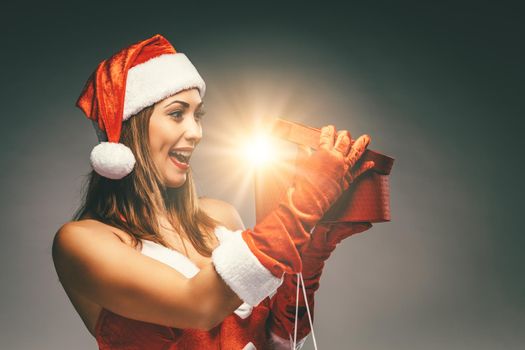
left=268, top=222, right=373, bottom=345
left=212, top=126, right=373, bottom=306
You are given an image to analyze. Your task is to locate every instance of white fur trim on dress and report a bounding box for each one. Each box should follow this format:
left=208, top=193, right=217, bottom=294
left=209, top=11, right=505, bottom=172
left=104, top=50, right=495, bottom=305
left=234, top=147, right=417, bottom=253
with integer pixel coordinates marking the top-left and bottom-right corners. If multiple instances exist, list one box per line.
left=90, top=142, right=136, bottom=179
left=140, top=239, right=200, bottom=278
left=211, top=227, right=284, bottom=307
left=123, top=53, right=206, bottom=120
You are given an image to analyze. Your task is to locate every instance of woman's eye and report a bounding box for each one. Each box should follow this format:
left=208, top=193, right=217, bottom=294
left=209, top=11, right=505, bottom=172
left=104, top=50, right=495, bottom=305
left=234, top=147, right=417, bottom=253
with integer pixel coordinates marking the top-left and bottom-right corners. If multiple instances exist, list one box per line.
left=195, top=109, right=206, bottom=120
left=168, top=110, right=183, bottom=119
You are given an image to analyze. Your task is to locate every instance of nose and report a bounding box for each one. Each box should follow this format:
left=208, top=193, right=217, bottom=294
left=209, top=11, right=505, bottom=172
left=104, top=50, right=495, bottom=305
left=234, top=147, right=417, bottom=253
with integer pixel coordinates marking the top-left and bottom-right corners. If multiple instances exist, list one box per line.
left=183, top=115, right=202, bottom=144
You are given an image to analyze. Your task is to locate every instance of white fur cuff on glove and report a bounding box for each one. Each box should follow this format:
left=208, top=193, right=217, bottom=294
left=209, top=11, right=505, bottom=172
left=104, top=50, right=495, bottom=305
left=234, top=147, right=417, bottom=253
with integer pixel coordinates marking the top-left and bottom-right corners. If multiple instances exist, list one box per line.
left=212, top=228, right=284, bottom=306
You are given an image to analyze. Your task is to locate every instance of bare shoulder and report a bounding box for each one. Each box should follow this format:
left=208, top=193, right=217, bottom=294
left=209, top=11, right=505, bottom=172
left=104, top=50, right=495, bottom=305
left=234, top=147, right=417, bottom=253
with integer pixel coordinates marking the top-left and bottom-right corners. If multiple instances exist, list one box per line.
left=53, top=220, right=110, bottom=250
left=199, top=197, right=245, bottom=231
left=52, top=220, right=135, bottom=273
left=53, top=219, right=133, bottom=250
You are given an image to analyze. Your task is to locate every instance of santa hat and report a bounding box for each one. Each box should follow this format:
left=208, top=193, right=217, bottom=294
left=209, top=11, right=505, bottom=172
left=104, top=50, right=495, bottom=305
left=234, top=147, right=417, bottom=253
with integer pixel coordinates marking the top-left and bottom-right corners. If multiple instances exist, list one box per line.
left=76, top=34, right=206, bottom=179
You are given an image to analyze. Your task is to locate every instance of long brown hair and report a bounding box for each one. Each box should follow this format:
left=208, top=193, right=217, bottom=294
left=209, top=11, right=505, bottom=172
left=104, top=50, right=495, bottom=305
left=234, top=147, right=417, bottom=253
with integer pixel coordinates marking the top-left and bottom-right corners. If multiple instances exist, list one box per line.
left=74, top=103, right=219, bottom=256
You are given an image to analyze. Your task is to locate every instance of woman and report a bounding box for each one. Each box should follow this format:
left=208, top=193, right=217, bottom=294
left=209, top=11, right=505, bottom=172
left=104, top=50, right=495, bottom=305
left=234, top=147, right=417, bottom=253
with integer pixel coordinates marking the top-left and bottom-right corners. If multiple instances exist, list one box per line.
left=52, top=34, right=375, bottom=349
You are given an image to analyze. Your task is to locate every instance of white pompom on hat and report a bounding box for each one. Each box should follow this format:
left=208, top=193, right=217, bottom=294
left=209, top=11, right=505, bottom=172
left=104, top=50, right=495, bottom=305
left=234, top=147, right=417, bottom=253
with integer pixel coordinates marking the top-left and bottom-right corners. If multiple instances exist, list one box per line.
left=76, top=34, right=206, bottom=180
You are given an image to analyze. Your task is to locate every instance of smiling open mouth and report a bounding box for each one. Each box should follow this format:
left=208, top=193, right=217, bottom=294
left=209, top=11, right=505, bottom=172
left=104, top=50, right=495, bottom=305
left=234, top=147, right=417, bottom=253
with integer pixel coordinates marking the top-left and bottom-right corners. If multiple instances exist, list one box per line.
left=168, top=150, right=193, bottom=170
left=169, top=151, right=190, bottom=164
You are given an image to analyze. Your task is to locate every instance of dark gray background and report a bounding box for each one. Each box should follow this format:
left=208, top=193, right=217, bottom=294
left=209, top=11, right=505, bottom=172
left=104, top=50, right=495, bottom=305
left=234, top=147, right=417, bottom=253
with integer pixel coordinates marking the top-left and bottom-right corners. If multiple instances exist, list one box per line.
left=1, top=1, right=523, bottom=349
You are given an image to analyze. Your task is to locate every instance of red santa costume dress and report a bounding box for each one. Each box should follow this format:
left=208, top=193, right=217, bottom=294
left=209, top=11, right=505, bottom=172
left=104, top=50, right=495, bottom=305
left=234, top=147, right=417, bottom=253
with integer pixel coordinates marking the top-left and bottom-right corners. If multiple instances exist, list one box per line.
left=94, top=226, right=307, bottom=350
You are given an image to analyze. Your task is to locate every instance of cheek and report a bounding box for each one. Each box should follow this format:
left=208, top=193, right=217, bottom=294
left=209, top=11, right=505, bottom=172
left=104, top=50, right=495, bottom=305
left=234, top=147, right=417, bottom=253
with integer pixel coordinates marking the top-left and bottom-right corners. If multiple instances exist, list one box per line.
left=148, top=119, right=170, bottom=153
left=148, top=132, right=159, bottom=156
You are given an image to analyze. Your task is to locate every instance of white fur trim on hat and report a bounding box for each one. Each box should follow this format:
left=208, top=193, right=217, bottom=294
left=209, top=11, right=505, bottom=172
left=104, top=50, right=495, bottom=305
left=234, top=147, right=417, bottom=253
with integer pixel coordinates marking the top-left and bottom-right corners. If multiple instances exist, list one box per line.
left=123, top=53, right=206, bottom=120
left=90, top=142, right=136, bottom=180
left=211, top=227, right=284, bottom=307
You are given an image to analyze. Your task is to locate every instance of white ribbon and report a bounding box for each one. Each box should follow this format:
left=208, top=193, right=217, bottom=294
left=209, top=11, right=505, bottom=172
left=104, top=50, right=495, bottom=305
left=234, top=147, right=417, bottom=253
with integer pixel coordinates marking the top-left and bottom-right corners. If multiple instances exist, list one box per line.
left=292, top=272, right=318, bottom=350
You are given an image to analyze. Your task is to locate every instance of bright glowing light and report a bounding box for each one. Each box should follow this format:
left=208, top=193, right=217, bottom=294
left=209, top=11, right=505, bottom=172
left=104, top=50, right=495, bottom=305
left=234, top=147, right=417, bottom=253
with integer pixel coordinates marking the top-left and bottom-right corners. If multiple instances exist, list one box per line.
left=193, top=79, right=307, bottom=208
left=244, top=134, right=274, bottom=166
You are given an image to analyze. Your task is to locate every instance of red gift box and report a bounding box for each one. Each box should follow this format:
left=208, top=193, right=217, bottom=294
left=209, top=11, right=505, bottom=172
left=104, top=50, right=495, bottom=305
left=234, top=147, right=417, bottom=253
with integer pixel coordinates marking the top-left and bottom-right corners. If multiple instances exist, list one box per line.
left=255, top=118, right=395, bottom=224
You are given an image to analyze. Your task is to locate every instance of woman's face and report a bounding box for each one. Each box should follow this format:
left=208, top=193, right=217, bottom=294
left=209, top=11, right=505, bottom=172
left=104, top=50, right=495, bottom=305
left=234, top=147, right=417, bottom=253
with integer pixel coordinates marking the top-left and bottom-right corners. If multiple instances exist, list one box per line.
left=148, top=88, right=205, bottom=188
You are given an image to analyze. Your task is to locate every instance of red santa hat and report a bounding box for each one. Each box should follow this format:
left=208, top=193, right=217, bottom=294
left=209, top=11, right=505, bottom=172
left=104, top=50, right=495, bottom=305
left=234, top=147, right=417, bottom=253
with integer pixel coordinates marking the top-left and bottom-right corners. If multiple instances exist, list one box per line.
left=76, top=34, right=206, bottom=179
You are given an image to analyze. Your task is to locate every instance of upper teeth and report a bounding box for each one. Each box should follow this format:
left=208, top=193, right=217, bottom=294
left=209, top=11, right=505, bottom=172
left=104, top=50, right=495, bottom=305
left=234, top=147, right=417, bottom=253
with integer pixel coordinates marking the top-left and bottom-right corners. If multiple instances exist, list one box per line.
left=171, top=151, right=191, bottom=157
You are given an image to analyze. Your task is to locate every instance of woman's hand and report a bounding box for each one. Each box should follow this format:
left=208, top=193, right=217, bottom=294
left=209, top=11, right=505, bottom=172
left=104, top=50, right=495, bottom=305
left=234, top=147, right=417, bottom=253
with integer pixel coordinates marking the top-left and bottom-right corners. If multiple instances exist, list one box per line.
left=288, top=125, right=375, bottom=233
left=294, top=126, right=375, bottom=194
left=345, top=133, right=376, bottom=186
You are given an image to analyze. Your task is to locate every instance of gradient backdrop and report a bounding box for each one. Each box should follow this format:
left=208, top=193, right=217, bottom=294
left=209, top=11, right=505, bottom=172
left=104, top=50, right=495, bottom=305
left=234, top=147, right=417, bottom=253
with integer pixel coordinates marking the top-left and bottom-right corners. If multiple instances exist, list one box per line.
left=1, top=2, right=523, bottom=349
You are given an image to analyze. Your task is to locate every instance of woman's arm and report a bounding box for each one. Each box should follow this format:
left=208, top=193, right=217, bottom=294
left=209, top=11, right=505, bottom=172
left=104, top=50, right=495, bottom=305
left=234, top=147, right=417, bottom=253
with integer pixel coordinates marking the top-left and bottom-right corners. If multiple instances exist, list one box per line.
left=54, top=128, right=371, bottom=333
left=52, top=218, right=243, bottom=331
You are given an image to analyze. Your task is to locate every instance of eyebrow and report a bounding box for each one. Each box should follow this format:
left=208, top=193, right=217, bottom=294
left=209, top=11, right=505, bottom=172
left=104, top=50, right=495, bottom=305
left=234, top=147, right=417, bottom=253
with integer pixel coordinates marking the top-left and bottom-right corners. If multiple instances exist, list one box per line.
left=164, top=100, right=204, bottom=109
